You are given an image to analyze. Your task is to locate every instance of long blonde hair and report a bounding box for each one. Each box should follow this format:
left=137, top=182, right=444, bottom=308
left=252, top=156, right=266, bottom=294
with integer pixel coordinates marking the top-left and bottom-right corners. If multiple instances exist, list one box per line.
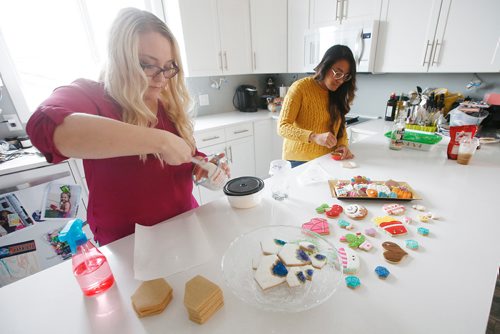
left=101, top=8, right=195, bottom=158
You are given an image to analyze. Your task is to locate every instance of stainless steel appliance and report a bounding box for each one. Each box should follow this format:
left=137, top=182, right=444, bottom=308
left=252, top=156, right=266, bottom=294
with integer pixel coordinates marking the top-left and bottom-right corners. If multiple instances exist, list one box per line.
left=233, top=85, right=258, bottom=112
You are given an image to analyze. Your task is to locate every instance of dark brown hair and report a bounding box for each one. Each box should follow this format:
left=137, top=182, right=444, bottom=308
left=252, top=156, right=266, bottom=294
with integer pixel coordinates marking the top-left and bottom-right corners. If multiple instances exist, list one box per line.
left=313, top=45, right=357, bottom=141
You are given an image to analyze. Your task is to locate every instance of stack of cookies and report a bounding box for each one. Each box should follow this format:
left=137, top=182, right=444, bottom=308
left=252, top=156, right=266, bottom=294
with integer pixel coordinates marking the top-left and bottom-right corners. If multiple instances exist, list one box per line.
left=184, top=275, right=224, bottom=324
left=131, top=278, right=173, bottom=318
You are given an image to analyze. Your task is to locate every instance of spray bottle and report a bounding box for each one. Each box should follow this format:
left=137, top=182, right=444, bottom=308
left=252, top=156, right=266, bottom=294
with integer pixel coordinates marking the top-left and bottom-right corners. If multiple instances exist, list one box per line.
left=59, top=219, right=115, bottom=296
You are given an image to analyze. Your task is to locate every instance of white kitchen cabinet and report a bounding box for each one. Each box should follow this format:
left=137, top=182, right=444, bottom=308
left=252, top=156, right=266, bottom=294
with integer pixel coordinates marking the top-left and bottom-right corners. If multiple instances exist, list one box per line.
left=165, top=0, right=253, bottom=77
left=195, top=121, right=255, bottom=205
left=254, top=118, right=284, bottom=179
left=428, top=0, right=500, bottom=72
left=250, top=0, right=287, bottom=73
left=376, top=0, right=500, bottom=73
left=309, top=0, right=380, bottom=28
left=288, top=0, right=311, bottom=73
left=227, top=136, right=255, bottom=178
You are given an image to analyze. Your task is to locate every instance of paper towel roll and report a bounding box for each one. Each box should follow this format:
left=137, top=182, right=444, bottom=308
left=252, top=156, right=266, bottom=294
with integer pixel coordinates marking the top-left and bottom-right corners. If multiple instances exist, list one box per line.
left=279, top=86, right=288, bottom=98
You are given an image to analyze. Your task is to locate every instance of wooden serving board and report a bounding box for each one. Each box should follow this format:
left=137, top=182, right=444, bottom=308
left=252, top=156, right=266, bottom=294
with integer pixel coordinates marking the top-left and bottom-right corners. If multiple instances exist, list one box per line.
left=328, top=180, right=422, bottom=201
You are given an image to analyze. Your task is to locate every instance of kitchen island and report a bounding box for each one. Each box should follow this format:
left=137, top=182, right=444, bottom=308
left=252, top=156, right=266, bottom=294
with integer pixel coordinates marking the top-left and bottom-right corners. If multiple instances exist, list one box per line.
left=0, top=119, right=498, bottom=334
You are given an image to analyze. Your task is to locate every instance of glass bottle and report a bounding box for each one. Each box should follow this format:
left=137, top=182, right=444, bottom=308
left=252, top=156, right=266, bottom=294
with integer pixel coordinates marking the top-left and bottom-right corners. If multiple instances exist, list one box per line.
left=389, top=98, right=406, bottom=150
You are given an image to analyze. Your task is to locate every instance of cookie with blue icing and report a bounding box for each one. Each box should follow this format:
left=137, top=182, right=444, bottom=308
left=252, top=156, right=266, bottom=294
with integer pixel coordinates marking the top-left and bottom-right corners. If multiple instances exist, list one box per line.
left=254, top=255, right=287, bottom=290
left=278, top=243, right=312, bottom=266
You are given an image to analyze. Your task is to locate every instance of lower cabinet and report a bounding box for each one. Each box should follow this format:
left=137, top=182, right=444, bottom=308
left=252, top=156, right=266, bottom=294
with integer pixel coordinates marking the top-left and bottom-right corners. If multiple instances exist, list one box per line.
left=195, top=122, right=256, bottom=205
left=254, top=118, right=284, bottom=179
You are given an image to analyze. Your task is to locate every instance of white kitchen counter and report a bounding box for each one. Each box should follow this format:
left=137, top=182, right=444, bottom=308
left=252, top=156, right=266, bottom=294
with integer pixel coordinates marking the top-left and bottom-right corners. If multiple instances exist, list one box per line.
left=0, top=147, right=49, bottom=176
left=1, top=119, right=499, bottom=334
left=193, top=109, right=274, bottom=132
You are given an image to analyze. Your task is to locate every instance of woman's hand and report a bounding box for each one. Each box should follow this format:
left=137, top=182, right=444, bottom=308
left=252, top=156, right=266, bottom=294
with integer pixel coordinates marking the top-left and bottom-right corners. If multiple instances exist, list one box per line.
left=192, top=152, right=230, bottom=184
left=334, top=145, right=354, bottom=160
left=310, top=132, right=337, bottom=148
left=159, top=131, right=193, bottom=165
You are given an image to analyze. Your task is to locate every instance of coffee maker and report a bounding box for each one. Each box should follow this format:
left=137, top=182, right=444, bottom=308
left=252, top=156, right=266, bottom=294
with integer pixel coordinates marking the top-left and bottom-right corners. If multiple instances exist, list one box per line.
left=233, top=85, right=258, bottom=112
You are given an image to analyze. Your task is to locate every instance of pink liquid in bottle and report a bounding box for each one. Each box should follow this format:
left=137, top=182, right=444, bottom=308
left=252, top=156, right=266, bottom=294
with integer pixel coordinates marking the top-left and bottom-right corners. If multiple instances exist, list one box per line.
left=72, top=244, right=115, bottom=296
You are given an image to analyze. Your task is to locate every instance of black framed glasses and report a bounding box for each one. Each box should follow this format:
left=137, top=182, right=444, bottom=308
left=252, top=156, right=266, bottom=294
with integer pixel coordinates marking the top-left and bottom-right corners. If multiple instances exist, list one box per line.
left=331, top=68, right=351, bottom=81
left=140, top=61, right=179, bottom=79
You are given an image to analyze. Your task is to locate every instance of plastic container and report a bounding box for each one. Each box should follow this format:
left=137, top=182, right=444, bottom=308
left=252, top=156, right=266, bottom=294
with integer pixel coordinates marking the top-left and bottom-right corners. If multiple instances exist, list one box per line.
left=59, top=219, right=115, bottom=296
left=449, top=108, right=489, bottom=126
left=384, top=130, right=443, bottom=151
left=223, top=176, right=264, bottom=209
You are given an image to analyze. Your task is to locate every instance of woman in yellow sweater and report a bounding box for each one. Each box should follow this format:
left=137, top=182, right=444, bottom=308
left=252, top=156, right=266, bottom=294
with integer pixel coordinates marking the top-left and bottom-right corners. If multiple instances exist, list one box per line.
left=278, top=45, right=357, bottom=167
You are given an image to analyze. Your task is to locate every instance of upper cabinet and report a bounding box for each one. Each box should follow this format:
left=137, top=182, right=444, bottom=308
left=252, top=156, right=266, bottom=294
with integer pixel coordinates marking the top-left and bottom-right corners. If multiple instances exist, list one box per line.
left=165, top=0, right=253, bottom=77
left=250, top=0, right=287, bottom=73
left=166, top=0, right=286, bottom=77
left=375, top=0, right=500, bottom=73
left=428, top=0, right=500, bottom=72
left=288, top=0, right=311, bottom=73
left=310, top=0, right=381, bottom=28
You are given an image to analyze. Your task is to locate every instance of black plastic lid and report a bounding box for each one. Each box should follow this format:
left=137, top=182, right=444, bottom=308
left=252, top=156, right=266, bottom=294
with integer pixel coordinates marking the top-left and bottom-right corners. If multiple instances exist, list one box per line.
left=223, top=176, right=264, bottom=196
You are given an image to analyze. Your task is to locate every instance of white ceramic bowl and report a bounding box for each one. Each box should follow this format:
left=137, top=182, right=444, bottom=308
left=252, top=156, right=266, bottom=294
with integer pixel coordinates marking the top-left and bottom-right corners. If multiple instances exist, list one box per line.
left=223, top=176, right=264, bottom=209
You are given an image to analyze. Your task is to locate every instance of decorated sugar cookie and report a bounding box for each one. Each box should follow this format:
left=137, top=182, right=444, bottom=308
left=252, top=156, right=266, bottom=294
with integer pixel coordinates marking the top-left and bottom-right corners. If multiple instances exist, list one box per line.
left=277, top=243, right=311, bottom=266
left=412, top=204, right=426, bottom=211
left=364, top=227, right=377, bottom=237
left=417, top=227, right=429, bottom=236
left=405, top=239, right=419, bottom=250
left=373, top=216, right=408, bottom=236
left=302, top=218, right=330, bottom=235
left=382, top=203, right=406, bottom=215
left=299, top=241, right=317, bottom=253
left=260, top=238, right=286, bottom=255
left=338, top=219, right=354, bottom=230
left=345, top=275, right=361, bottom=289
left=254, top=255, right=287, bottom=290
left=315, top=203, right=330, bottom=214
left=286, top=267, right=307, bottom=288
left=310, top=253, right=327, bottom=269
left=337, top=247, right=360, bottom=274
left=342, top=233, right=372, bottom=251
left=374, top=266, right=390, bottom=279
left=382, top=241, right=408, bottom=264
left=344, top=204, right=368, bottom=220
left=326, top=205, right=343, bottom=218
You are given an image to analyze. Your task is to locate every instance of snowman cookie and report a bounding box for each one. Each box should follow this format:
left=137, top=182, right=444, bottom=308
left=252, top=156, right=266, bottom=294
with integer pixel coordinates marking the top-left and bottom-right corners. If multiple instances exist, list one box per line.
left=337, top=247, right=360, bottom=274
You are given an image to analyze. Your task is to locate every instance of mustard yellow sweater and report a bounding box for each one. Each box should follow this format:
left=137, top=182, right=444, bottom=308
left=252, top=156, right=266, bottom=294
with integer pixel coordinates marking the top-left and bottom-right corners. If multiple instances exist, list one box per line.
left=278, top=77, right=348, bottom=161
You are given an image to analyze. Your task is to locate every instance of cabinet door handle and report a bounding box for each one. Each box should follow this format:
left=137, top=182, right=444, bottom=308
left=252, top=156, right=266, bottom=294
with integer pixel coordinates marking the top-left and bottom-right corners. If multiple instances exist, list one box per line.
left=0, top=171, right=71, bottom=196
left=228, top=145, right=233, bottom=163
left=342, top=0, right=348, bottom=20
left=218, top=51, right=223, bottom=70
left=202, top=136, right=220, bottom=142
left=336, top=0, right=342, bottom=22
left=223, top=51, right=228, bottom=70
left=422, top=40, right=433, bottom=66
left=253, top=52, right=256, bottom=70
left=233, top=129, right=249, bottom=134
left=431, top=39, right=442, bottom=66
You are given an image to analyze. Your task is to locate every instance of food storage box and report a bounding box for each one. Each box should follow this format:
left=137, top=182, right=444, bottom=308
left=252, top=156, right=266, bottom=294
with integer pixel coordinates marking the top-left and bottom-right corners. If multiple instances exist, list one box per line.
left=384, top=130, right=443, bottom=151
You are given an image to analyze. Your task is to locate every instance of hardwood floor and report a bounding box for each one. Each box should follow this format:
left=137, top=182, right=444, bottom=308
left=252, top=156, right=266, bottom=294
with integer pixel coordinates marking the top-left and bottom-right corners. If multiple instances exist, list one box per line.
left=487, top=268, right=500, bottom=334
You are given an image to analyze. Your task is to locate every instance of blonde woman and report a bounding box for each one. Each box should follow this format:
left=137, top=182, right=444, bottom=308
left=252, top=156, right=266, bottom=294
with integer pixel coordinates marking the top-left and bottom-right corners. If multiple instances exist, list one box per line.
left=27, top=8, right=226, bottom=245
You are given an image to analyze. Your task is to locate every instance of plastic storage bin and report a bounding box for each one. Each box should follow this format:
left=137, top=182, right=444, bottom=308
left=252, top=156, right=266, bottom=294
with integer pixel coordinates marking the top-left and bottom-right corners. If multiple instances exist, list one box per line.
left=384, top=130, right=443, bottom=151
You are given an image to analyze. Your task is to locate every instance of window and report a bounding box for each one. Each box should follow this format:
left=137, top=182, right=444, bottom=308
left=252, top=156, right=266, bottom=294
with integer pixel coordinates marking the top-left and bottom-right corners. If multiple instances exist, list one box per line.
left=0, top=0, right=164, bottom=122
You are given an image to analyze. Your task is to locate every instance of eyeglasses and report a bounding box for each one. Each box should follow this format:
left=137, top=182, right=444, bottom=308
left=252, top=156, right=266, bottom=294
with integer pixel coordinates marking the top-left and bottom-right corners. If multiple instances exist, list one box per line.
left=140, top=62, right=179, bottom=79
left=331, top=68, right=351, bottom=81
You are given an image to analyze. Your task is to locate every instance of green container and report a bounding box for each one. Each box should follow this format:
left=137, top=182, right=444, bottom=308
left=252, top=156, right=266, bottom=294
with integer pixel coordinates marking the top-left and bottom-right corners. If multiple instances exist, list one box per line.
left=384, top=130, right=443, bottom=150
